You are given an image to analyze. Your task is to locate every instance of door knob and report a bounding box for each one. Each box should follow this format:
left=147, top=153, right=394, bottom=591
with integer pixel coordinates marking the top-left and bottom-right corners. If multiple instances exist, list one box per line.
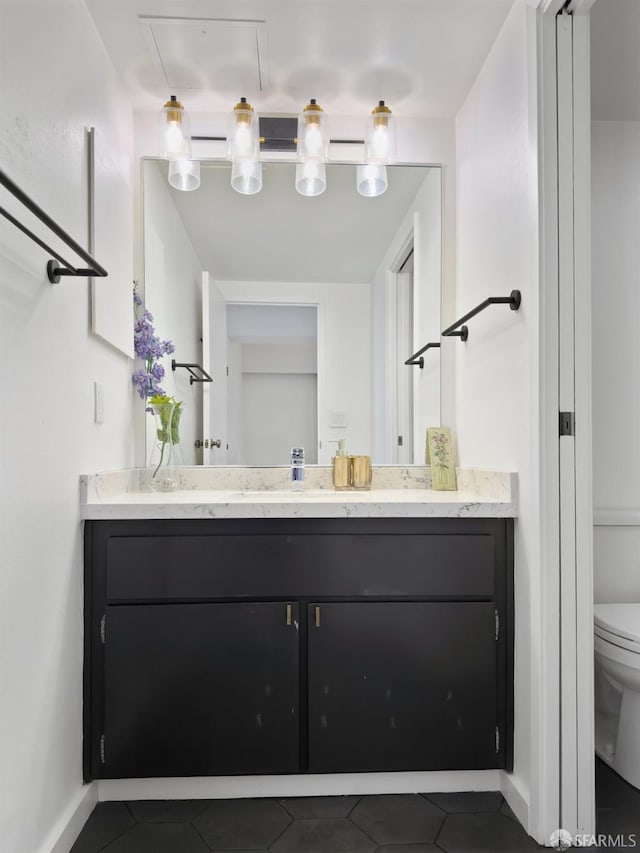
left=195, top=438, right=222, bottom=449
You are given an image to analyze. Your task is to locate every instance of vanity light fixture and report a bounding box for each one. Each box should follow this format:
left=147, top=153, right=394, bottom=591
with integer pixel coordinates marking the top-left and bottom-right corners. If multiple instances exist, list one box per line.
left=158, top=95, right=191, bottom=160
left=297, top=99, right=329, bottom=161
left=356, top=101, right=396, bottom=197
left=168, top=158, right=201, bottom=192
left=228, top=97, right=262, bottom=195
left=296, top=99, right=328, bottom=196
left=365, top=101, right=396, bottom=165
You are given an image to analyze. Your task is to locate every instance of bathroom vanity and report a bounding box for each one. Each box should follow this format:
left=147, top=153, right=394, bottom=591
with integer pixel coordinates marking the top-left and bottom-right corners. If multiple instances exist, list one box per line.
left=81, top=468, right=516, bottom=783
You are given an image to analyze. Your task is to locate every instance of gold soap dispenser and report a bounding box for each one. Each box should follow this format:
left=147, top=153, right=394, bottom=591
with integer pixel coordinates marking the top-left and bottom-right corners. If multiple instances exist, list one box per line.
left=330, top=439, right=352, bottom=490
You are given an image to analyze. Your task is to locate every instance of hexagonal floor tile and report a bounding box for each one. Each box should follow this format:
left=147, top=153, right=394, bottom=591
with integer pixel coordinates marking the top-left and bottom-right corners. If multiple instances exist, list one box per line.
left=193, top=798, right=291, bottom=849
left=374, top=845, right=441, bottom=852
left=271, top=818, right=376, bottom=853
left=350, top=794, right=446, bottom=845
left=437, top=812, right=542, bottom=851
left=127, top=799, right=210, bottom=822
left=102, top=822, right=208, bottom=853
left=279, top=795, right=360, bottom=819
left=70, top=803, right=135, bottom=853
left=422, top=791, right=504, bottom=814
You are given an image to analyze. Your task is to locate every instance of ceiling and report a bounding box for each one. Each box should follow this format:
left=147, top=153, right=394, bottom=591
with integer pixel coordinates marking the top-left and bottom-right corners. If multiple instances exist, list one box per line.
left=591, top=0, right=640, bottom=122
left=85, top=0, right=515, bottom=118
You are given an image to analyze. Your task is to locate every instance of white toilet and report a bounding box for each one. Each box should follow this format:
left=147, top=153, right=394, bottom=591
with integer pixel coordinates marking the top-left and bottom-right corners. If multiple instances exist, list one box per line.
left=594, top=603, right=640, bottom=789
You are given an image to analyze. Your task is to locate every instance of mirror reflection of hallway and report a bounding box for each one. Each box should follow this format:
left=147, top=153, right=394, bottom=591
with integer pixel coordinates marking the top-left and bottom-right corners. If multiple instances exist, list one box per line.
left=226, top=304, right=318, bottom=465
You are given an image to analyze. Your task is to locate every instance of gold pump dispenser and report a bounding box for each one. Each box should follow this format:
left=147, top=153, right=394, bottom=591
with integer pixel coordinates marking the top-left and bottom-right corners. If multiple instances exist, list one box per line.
left=331, top=439, right=352, bottom=491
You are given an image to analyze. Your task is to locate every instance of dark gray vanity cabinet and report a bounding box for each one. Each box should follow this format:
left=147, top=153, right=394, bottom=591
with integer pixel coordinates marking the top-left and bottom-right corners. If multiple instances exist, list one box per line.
left=103, top=601, right=299, bottom=778
left=307, top=601, right=500, bottom=773
left=84, top=517, right=513, bottom=781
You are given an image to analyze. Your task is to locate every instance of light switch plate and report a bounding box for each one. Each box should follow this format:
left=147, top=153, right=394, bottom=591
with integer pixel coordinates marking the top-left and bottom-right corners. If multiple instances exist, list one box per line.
left=329, top=411, right=348, bottom=429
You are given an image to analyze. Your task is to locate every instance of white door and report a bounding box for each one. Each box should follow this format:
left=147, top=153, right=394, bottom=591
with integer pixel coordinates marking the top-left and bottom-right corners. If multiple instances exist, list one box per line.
left=556, top=6, right=595, bottom=838
left=539, top=1, right=595, bottom=841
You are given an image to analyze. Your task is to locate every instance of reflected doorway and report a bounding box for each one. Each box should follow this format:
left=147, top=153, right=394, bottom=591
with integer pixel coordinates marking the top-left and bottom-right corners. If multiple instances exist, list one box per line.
left=394, top=247, right=414, bottom=464
left=225, top=304, right=318, bottom=465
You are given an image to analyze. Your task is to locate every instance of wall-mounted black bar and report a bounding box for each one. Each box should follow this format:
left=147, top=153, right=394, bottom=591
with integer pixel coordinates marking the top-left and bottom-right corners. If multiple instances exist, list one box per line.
left=171, top=359, right=213, bottom=385
left=0, top=168, right=108, bottom=284
left=405, top=341, right=440, bottom=369
left=442, top=289, right=521, bottom=340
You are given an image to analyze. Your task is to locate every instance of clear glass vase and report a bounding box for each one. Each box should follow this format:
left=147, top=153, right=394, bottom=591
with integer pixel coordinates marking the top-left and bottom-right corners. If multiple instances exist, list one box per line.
left=147, top=399, right=184, bottom=491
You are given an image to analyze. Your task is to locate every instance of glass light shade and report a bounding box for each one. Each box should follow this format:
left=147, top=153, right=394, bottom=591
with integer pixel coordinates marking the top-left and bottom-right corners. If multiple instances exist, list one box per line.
left=168, top=159, right=200, bottom=192
left=227, top=98, right=259, bottom=161
left=356, top=164, right=388, bottom=197
left=158, top=96, right=191, bottom=160
left=231, top=158, right=263, bottom=195
left=295, top=161, right=326, bottom=196
left=365, top=102, right=396, bottom=165
left=296, top=100, right=328, bottom=163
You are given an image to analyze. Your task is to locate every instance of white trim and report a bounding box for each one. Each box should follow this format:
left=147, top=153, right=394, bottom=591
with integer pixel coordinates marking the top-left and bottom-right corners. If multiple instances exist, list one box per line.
left=500, top=770, right=530, bottom=831
left=567, top=0, right=598, bottom=14
left=557, top=13, right=580, bottom=832
left=384, top=218, right=415, bottom=462
left=98, top=770, right=502, bottom=802
left=594, top=509, right=640, bottom=526
left=532, top=5, right=562, bottom=845
left=571, top=10, right=595, bottom=836
left=201, top=272, right=211, bottom=466
left=539, top=0, right=566, bottom=13
left=36, top=784, right=97, bottom=853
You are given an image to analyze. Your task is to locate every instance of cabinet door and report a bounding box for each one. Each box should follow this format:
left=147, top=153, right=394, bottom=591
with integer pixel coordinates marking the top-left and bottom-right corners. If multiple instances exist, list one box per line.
left=103, top=601, right=299, bottom=777
left=307, top=602, right=499, bottom=772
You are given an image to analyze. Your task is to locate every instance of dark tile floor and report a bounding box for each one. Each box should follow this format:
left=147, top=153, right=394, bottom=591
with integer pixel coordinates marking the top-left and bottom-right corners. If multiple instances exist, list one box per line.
left=70, top=759, right=640, bottom=853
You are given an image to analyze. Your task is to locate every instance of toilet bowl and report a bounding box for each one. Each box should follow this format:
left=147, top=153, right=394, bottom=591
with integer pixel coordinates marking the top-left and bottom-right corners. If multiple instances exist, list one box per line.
left=594, top=603, right=640, bottom=789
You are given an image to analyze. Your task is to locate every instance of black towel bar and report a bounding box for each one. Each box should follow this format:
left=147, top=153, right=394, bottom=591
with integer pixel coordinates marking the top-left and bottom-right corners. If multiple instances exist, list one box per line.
left=405, top=341, right=440, bottom=369
left=171, top=360, right=213, bottom=385
left=442, top=290, right=521, bottom=340
left=0, top=168, right=108, bottom=283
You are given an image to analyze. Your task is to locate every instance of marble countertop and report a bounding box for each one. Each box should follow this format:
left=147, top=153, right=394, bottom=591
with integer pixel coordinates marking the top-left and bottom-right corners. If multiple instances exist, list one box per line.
left=80, top=467, right=517, bottom=520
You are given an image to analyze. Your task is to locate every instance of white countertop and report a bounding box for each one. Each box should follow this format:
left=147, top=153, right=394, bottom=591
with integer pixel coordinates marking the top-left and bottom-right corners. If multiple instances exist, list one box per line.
left=80, top=467, right=517, bottom=520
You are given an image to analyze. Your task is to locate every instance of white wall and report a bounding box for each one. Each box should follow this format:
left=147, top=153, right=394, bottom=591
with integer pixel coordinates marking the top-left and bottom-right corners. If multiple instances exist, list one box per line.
left=0, top=1, right=135, bottom=851
left=143, top=161, right=204, bottom=465
left=219, top=280, right=371, bottom=461
left=454, top=0, right=539, bottom=831
left=592, top=121, right=640, bottom=603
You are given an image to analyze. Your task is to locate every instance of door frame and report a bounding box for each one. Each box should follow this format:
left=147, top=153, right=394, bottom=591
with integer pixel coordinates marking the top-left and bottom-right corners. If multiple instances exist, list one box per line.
left=218, top=290, right=324, bottom=465
left=384, top=225, right=415, bottom=462
left=536, top=0, right=595, bottom=841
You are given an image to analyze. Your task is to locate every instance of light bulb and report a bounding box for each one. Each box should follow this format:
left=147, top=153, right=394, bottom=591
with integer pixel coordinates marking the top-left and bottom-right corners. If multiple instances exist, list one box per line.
left=158, top=96, right=191, bottom=160
left=303, top=124, right=324, bottom=158
left=227, top=98, right=259, bottom=161
left=365, top=101, right=396, bottom=165
left=297, top=100, right=328, bottom=163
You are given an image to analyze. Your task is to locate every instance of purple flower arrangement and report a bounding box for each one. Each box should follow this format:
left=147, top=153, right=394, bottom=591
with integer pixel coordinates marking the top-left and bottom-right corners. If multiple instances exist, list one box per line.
left=132, top=290, right=175, bottom=407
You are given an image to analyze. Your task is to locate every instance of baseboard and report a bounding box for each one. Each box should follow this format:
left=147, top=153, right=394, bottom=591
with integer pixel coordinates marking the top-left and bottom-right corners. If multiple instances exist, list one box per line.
left=98, top=770, right=501, bottom=801
left=500, top=771, right=529, bottom=833
left=37, top=783, right=97, bottom=853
